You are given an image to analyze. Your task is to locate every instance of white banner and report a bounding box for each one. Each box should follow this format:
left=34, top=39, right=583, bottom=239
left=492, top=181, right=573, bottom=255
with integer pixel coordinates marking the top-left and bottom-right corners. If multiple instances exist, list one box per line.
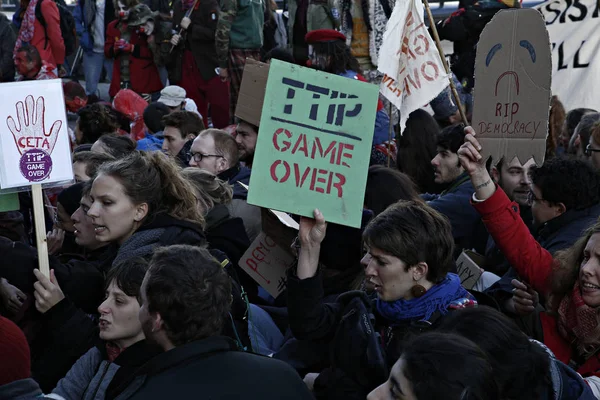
left=536, top=0, right=600, bottom=110
left=377, top=0, right=449, bottom=133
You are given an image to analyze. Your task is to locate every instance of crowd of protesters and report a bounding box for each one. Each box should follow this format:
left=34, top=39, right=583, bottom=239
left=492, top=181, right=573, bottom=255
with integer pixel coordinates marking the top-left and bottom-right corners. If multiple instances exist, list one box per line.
left=0, top=0, right=600, bottom=399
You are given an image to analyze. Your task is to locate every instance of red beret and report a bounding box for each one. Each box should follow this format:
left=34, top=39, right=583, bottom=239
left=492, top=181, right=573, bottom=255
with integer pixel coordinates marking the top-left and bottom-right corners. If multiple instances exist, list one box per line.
left=305, top=29, right=346, bottom=44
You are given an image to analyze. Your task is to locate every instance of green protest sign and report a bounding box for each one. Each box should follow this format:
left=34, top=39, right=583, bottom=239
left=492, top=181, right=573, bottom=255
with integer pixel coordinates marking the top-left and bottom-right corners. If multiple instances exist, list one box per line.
left=0, top=193, right=19, bottom=212
left=247, top=60, right=379, bottom=228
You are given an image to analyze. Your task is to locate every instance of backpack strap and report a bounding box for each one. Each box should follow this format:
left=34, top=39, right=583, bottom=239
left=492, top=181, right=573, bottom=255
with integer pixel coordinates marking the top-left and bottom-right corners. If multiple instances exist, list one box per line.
left=35, top=0, right=49, bottom=50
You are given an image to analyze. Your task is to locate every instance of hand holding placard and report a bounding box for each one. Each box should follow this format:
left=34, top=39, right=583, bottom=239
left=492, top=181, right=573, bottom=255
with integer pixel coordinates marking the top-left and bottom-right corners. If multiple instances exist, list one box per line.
left=7, top=95, right=62, bottom=156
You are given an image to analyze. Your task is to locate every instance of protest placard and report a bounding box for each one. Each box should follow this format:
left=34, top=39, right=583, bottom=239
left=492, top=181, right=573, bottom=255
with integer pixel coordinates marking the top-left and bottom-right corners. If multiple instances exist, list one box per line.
left=247, top=60, right=379, bottom=228
left=471, top=9, right=552, bottom=166
left=377, top=0, right=450, bottom=133
left=238, top=232, right=295, bottom=298
left=235, top=59, right=270, bottom=127
left=0, top=80, right=73, bottom=276
left=0, top=80, right=73, bottom=190
left=536, top=0, right=598, bottom=110
left=456, top=250, right=484, bottom=290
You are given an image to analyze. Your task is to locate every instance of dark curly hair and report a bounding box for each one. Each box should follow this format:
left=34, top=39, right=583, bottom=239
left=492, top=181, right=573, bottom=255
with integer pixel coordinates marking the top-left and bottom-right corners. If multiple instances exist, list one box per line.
left=145, top=245, right=232, bottom=346
left=77, top=104, right=120, bottom=144
left=530, top=157, right=600, bottom=211
left=436, top=123, right=465, bottom=154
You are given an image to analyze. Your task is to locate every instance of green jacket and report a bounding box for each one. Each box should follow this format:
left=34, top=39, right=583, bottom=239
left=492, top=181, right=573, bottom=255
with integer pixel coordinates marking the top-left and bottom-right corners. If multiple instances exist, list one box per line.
left=216, top=0, right=264, bottom=67
left=287, top=0, right=340, bottom=46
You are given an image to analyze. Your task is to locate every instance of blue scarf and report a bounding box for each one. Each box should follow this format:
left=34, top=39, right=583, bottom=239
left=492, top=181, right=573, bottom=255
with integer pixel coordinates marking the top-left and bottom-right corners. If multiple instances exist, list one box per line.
left=376, top=273, right=472, bottom=324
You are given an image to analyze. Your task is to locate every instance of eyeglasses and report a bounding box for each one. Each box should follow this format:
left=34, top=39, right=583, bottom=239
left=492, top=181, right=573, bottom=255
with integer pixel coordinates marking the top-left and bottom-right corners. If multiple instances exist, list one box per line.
left=188, top=152, right=225, bottom=163
left=585, top=144, right=600, bottom=157
left=527, top=190, right=544, bottom=205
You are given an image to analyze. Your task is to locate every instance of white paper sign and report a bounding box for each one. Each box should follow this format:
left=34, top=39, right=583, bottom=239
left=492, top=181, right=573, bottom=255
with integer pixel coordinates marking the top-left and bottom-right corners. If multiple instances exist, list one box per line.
left=0, top=80, right=73, bottom=190
left=377, top=0, right=450, bottom=133
left=536, top=0, right=599, bottom=111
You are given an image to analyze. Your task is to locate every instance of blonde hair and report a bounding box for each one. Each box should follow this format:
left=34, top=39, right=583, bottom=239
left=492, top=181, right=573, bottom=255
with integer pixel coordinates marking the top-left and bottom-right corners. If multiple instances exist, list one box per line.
left=181, top=168, right=233, bottom=215
left=97, top=151, right=204, bottom=226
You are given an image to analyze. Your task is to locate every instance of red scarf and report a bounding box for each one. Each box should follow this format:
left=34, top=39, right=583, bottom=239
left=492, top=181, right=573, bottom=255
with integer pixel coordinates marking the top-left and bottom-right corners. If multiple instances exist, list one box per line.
left=557, top=281, right=600, bottom=360
left=106, top=342, right=126, bottom=362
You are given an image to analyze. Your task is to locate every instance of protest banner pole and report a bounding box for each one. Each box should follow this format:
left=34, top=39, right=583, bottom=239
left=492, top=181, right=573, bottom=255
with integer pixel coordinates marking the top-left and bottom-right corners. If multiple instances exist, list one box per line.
left=422, top=0, right=469, bottom=126
left=387, top=102, right=393, bottom=167
left=169, top=0, right=201, bottom=53
left=31, top=184, right=50, bottom=277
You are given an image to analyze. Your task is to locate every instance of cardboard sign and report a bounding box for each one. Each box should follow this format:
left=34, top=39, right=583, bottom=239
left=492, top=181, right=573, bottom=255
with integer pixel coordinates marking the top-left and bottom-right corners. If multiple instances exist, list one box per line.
left=0, top=80, right=73, bottom=190
left=536, top=0, right=599, bottom=110
left=235, top=59, right=270, bottom=127
left=471, top=9, right=551, bottom=166
left=238, top=232, right=295, bottom=298
left=378, top=0, right=450, bottom=133
left=247, top=60, right=379, bottom=228
left=456, top=250, right=484, bottom=290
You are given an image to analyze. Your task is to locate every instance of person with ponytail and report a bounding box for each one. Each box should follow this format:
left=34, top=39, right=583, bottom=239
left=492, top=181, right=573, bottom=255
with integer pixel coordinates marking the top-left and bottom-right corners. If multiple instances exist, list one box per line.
left=288, top=201, right=477, bottom=400
left=88, top=150, right=205, bottom=265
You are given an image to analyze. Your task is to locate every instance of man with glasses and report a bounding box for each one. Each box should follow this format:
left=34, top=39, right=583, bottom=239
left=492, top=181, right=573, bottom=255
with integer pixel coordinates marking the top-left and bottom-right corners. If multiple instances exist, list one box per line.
left=485, top=157, right=600, bottom=317
left=585, top=125, right=600, bottom=170
left=189, top=129, right=261, bottom=240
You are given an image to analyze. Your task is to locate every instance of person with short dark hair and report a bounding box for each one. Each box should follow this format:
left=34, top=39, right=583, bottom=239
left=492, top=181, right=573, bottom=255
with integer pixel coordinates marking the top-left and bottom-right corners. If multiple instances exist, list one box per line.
left=75, top=103, right=120, bottom=144
left=234, top=119, right=259, bottom=168
left=423, top=124, right=486, bottom=254
left=367, top=332, right=500, bottom=400
left=561, top=108, right=596, bottom=154
left=588, top=123, right=600, bottom=171
left=72, top=151, right=115, bottom=182
left=437, top=307, right=596, bottom=400
left=91, top=133, right=137, bottom=158
left=120, top=245, right=313, bottom=399
left=289, top=202, right=476, bottom=399
left=63, top=81, right=88, bottom=113
left=137, top=102, right=169, bottom=151
left=51, top=258, right=162, bottom=400
left=571, top=113, right=600, bottom=159
left=161, top=110, right=205, bottom=166
left=14, top=44, right=57, bottom=80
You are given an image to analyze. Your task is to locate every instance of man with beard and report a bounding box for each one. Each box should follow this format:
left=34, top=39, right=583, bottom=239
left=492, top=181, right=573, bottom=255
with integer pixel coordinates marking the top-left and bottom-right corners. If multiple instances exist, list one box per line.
left=234, top=119, right=258, bottom=169
left=423, top=124, right=486, bottom=255
left=121, top=245, right=314, bottom=399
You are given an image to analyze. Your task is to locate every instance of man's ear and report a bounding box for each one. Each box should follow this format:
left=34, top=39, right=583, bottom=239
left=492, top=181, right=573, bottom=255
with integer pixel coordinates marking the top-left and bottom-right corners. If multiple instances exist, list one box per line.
left=555, top=202, right=567, bottom=217
left=491, top=167, right=500, bottom=183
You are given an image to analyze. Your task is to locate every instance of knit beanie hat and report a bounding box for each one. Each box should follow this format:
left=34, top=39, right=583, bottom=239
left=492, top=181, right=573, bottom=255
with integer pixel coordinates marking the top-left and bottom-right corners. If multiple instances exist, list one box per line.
left=58, top=183, right=84, bottom=217
left=0, top=316, right=30, bottom=385
left=144, top=103, right=171, bottom=134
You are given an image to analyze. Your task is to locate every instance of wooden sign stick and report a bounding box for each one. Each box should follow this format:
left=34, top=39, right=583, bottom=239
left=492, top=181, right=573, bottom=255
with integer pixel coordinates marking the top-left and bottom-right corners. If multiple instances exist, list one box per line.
left=31, top=184, right=50, bottom=277
left=422, top=0, right=469, bottom=126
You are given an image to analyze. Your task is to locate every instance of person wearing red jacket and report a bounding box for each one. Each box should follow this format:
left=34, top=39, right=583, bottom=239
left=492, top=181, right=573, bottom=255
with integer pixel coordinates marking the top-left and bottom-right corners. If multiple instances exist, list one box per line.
left=104, top=0, right=163, bottom=100
left=458, top=126, right=600, bottom=391
left=13, top=0, right=65, bottom=73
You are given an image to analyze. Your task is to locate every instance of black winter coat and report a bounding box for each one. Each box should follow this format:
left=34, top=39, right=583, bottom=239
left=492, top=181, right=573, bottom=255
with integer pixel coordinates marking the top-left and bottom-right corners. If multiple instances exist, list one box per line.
left=112, top=336, right=314, bottom=399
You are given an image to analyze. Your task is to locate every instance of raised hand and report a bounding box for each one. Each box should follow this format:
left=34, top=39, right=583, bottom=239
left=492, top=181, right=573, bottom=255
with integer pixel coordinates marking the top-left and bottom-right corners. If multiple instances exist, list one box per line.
left=299, top=209, right=327, bottom=249
left=7, top=95, right=62, bottom=156
left=33, top=269, right=65, bottom=314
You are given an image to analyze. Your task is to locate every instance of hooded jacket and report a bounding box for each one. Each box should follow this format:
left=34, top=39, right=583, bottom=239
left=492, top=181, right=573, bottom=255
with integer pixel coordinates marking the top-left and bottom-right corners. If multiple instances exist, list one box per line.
left=0, top=378, right=59, bottom=400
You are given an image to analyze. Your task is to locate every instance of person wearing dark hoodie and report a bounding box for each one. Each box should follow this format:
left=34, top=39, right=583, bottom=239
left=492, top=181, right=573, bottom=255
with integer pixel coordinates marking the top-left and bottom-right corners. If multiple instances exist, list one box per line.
left=189, top=128, right=261, bottom=241
left=161, top=110, right=204, bottom=168
left=422, top=123, right=487, bottom=255
left=0, top=316, right=58, bottom=400
left=438, top=307, right=596, bottom=400
left=0, top=10, right=16, bottom=82
left=50, top=258, right=162, bottom=400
